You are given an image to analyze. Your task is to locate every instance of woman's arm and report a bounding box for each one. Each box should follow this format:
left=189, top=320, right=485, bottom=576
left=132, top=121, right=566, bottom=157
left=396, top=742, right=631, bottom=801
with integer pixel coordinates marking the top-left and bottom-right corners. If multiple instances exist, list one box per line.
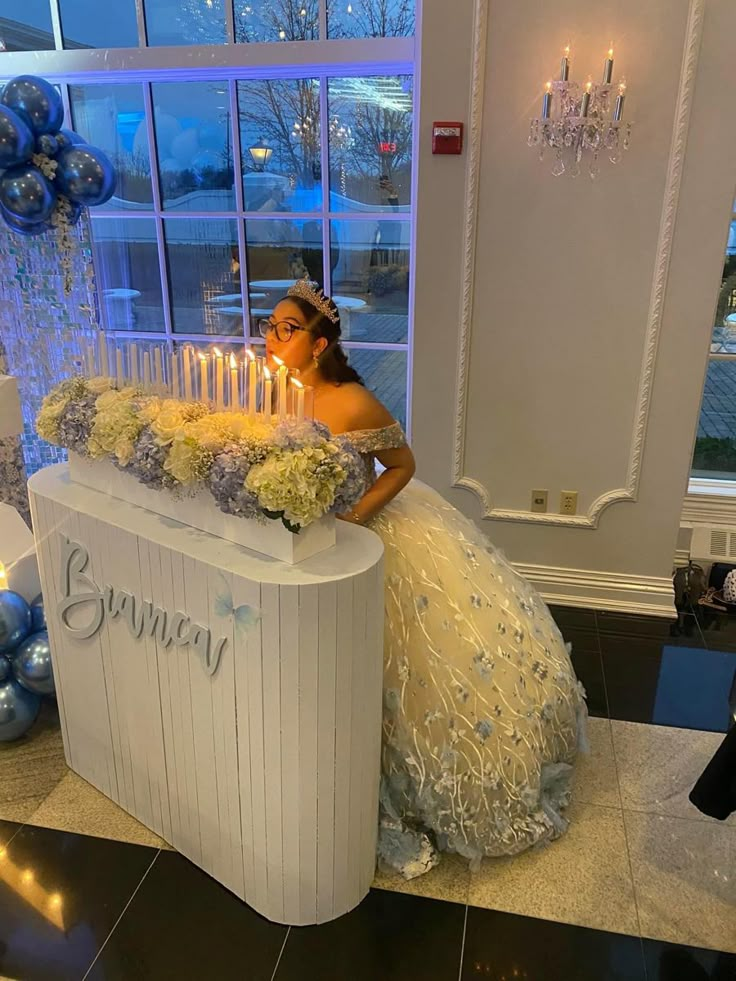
left=339, top=444, right=416, bottom=525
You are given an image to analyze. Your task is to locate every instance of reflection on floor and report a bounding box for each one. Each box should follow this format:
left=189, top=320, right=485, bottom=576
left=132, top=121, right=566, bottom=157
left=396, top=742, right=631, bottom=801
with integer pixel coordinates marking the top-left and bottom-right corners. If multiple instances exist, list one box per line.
left=0, top=607, right=733, bottom=980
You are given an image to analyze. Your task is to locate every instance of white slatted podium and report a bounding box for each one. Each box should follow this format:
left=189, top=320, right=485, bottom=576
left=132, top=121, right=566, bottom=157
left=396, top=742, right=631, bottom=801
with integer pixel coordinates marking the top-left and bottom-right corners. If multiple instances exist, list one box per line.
left=28, top=463, right=385, bottom=926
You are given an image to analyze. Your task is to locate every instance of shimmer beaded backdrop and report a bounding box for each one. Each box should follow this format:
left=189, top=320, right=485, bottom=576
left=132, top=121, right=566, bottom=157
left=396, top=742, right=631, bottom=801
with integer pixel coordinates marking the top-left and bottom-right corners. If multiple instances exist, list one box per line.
left=0, top=214, right=100, bottom=478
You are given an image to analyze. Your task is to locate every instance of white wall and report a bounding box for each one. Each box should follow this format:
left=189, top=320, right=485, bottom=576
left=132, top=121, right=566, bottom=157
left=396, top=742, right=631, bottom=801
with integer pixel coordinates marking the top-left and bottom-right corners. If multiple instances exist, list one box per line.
left=412, top=0, right=736, bottom=615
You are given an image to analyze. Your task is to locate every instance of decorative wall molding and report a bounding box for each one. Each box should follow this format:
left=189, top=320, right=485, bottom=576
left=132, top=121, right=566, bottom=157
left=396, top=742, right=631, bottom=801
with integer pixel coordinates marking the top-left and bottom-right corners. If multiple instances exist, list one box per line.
left=452, top=0, right=706, bottom=527
left=513, top=560, right=676, bottom=618
left=682, top=491, right=736, bottom=526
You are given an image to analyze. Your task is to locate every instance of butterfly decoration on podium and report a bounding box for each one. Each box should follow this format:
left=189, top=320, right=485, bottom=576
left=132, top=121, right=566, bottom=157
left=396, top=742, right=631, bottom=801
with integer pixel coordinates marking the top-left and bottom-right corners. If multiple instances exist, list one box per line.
left=215, top=574, right=262, bottom=635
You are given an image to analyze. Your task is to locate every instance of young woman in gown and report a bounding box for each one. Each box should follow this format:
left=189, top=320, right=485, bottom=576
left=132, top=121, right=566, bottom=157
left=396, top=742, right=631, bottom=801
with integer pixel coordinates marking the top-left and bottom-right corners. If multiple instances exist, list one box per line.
left=262, top=280, right=588, bottom=879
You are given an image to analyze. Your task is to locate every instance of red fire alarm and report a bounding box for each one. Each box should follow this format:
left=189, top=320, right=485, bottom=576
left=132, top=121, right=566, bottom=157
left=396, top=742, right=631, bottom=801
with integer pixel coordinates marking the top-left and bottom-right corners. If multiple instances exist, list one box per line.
left=432, top=122, right=463, bottom=155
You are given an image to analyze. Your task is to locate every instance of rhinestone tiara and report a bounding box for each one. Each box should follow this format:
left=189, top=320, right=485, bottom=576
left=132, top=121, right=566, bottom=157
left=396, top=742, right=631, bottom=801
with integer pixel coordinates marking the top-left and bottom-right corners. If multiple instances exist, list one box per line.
left=286, top=277, right=340, bottom=324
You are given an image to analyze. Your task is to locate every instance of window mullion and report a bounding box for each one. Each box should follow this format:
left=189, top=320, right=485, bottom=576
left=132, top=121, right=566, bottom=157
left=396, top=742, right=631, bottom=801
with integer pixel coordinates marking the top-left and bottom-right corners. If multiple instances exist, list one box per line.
left=142, top=81, right=174, bottom=341
left=319, top=75, right=331, bottom=293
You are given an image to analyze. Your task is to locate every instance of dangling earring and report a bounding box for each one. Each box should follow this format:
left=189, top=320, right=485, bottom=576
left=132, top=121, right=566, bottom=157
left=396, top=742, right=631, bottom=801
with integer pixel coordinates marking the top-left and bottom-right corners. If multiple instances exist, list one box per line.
left=313, top=353, right=320, bottom=369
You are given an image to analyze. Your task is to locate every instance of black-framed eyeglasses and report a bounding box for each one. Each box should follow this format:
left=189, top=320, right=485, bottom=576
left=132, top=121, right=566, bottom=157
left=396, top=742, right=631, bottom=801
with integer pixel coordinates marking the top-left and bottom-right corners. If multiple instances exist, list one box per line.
left=257, top=318, right=310, bottom=343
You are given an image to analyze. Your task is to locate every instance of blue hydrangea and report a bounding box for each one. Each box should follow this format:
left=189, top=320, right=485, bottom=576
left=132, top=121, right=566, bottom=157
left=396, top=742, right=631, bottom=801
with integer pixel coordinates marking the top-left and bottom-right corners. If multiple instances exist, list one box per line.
left=209, top=443, right=265, bottom=518
left=122, top=427, right=175, bottom=489
left=271, top=418, right=331, bottom=450
left=329, top=438, right=368, bottom=514
left=56, top=394, right=97, bottom=455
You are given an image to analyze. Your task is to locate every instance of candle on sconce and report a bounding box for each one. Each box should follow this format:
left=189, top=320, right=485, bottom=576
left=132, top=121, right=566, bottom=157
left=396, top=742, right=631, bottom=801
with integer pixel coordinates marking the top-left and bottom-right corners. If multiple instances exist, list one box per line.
left=579, top=79, right=592, bottom=117
left=273, top=356, right=288, bottom=421
left=154, top=347, right=164, bottom=390
left=291, top=377, right=305, bottom=422
left=213, top=348, right=225, bottom=410
left=199, top=353, right=209, bottom=402
left=116, top=348, right=124, bottom=388
left=246, top=349, right=257, bottom=420
left=170, top=349, right=180, bottom=398
left=559, top=43, right=570, bottom=81
left=262, top=366, right=272, bottom=423
left=229, top=354, right=239, bottom=409
left=183, top=346, right=193, bottom=400
left=602, top=44, right=614, bottom=84
left=613, top=80, right=626, bottom=121
left=542, top=81, right=552, bottom=119
left=130, top=343, right=139, bottom=385
left=99, top=332, right=109, bottom=376
left=143, top=351, right=152, bottom=390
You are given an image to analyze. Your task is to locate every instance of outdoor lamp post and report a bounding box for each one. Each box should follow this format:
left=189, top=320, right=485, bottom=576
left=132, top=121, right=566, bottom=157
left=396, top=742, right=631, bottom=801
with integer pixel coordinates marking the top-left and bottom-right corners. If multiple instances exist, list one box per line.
left=249, top=137, right=272, bottom=171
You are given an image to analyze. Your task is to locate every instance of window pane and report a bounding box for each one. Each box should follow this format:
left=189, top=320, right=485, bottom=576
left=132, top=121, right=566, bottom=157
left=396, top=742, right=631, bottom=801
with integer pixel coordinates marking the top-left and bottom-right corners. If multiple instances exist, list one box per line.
left=692, top=361, right=736, bottom=478
left=90, top=218, right=164, bottom=332
left=237, top=78, right=321, bottom=212
left=164, top=218, right=241, bottom=335
left=151, top=82, right=235, bottom=212
left=330, top=219, right=409, bottom=342
left=244, top=218, right=325, bottom=328
left=327, top=0, right=414, bottom=38
left=235, top=0, right=319, bottom=42
left=70, top=83, right=151, bottom=211
left=58, top=0, right=138, bottom=47
left=1, top=0, right=55, bottom=51
left=348, top=348, right=407, bottom=429
left=145, top=0, right=226, bottom=45
left=328, top=76, right=413, bottom=212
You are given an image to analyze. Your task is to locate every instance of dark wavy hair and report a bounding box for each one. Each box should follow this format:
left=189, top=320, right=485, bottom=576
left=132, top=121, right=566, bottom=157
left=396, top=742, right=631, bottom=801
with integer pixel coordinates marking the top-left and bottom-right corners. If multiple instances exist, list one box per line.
left=285, top=294, right=364, bottom=386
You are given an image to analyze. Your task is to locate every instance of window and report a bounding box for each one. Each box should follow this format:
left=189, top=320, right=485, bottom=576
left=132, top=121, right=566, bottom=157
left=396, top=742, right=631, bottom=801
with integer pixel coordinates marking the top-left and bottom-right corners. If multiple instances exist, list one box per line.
left=5, top=0, right=415, bottom=432
left=691, top=203, right=736, bottom=480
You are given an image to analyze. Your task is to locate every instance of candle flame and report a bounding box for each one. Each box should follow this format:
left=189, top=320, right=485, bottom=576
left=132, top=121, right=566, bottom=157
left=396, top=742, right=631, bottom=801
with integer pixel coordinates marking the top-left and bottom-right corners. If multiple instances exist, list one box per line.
left=0, top=562, right=6, bottom=586
left=291, top=377, right=304, bottom=390
left=245, top=348, right=255, bottom=362
left=49, top=893, right=62, bottom=907
left=272, top=355, right=284, bottom=367
left=229, top=353, right=237, bottom=368
left=263, top=366, right=271, bottom=380
left=563, top=43, right=570, bottom=56
left=198, top=352, right=207, bottom=362
left=545, top=81, right=552, bottom=93
left=585, top=79, right=592, bottom=93
left=608, top=44, right=614, bottom=58
left=213, top=347, right=223, bottom=358
left=619, top=80, right=627, bottom=93
left=22, top=870, right=33, bottom=884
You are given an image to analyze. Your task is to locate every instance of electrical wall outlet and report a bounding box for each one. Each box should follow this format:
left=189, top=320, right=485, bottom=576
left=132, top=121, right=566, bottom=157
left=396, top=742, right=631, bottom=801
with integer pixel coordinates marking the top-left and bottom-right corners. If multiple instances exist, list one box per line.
left=531, top=489, right=548, bottom=513
left=560, top=490, right=578, bottom=515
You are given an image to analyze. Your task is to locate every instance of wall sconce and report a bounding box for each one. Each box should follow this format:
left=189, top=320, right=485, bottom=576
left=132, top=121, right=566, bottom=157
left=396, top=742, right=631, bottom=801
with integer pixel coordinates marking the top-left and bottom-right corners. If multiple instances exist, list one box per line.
left=248, top=137, right=272, bottom=172
left=528, top=43, right=632, bottom=178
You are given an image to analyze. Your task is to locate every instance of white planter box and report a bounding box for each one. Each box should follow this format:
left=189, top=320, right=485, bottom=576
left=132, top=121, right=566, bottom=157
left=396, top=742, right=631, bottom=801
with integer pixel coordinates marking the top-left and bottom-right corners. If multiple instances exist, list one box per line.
left=68, top=452, right=335, bottom=564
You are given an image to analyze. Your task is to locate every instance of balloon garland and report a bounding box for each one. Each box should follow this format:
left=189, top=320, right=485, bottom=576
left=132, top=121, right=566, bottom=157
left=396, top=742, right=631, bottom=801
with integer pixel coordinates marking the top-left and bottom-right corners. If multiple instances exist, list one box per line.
left=0, top=75, right=117, bottom=293
left=0, top=590, right=54, bottom=742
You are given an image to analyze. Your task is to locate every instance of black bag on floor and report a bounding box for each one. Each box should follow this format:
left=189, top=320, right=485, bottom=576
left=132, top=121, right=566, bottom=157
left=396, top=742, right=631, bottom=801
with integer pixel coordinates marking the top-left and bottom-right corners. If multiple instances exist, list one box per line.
left=689, top=724, right=736, bottom=821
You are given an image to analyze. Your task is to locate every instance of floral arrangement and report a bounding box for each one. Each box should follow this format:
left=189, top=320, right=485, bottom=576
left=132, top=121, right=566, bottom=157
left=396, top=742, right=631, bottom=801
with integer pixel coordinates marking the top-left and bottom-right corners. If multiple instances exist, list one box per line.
left=37, top=376, right=367, bottom=533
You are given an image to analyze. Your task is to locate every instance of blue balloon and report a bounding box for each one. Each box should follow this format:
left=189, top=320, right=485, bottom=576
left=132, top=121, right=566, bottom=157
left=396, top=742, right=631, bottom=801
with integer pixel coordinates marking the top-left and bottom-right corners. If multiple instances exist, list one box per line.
left=0, top=105, right=34, bottom=169
left=35, top=133, right=59, bottom=158
left=12, top=630, right=54, bottom=697
left=0, top=678, right=40, bottom=741
left=0, top=656, right=11, bottom=683
left=56, top=129, right=86, bottom=151
left=30, top=595, right=46, bottom=632
left=0, top=207, right=51, bottom=236
left=0, top=164, right=57, bottom=222
left=0, top=590, right=32, bottom=655
left=1, top=75, right=64, bottom=136
left=56, top=145, right=116, bottom=207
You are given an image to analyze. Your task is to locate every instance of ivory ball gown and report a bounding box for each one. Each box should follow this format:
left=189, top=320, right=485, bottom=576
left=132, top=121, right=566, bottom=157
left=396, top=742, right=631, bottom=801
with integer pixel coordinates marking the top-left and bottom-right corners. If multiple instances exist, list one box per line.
left=342, top=422, right=588, bottom=878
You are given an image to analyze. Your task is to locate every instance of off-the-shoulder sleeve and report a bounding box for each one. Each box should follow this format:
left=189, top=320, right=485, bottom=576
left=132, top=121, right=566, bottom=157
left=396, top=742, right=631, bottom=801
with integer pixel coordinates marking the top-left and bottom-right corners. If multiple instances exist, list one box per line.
left=343, top=421, right=408, bottom=454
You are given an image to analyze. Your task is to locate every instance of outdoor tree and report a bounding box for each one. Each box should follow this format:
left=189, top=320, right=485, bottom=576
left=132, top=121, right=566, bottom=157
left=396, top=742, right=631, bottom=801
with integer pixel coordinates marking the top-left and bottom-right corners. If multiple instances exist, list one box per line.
left=328, top=0, right=414, bottom=38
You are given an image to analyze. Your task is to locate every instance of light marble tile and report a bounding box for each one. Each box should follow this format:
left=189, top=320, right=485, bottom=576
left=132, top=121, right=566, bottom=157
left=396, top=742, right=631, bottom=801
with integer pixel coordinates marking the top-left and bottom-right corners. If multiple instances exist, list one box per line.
left=624, top=810, right=736, bottom=954
left=373, top=852, right=470, bottom=905
left=25, top=771, right=173, bottom=850
left=572, top=716, right=620, bottom=808
left=467, top=801, right=639, bottom=936
left=612, top=720, right=735, bottom=826
left=0, top=701, right=67, bottom=823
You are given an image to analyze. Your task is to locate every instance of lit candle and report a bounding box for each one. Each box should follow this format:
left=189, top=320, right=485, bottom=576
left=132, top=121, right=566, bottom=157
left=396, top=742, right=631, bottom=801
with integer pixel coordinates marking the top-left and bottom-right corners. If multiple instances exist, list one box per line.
left=170, top=349, right=180, bottom=398
left=154, top=347, right=164, bottom=390
left=116, top=348, right=124, bottom=388
left=143, top=351, right=152, bottom=390
left=291, top=377, right=305, bottom=422
left=613, top=80, right=626, bottom=121
left=199, top=353, right=209, bottom=402
left=542, top=81, right=552, bottom=119
left=99, top=332, right=109, bottom=376
left=273, top=355, right=288, bottom=421
left=580, top=79, right=592, bottom=117
left=602, top=44, right=614, bottom=84
left=85, top=344, right=95, bottom=377
left=0, top=561, right=7, bottom=590
left=213, top=347, right=225, bottom=410
left=247, top=348, right=257, bottom=420
left=229, top=353, right=238, bottom=409
left=560, top=43, right=570, bottom=82
left=130, top=343, right=139, bottom=385
left=262, top=365, right=272, bottom=423
left=183, top=346, right=192, bottom=400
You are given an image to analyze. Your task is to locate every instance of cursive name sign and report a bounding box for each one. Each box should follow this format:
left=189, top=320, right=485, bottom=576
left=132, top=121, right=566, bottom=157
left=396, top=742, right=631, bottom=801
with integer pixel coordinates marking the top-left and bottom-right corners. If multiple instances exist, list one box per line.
left=57, top=536, right=227, bottom=676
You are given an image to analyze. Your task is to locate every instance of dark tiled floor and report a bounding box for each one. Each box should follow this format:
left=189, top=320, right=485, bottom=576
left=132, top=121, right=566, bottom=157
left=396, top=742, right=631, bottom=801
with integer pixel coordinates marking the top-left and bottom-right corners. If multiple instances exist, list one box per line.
left=1, top=606, right=734, bottom=980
